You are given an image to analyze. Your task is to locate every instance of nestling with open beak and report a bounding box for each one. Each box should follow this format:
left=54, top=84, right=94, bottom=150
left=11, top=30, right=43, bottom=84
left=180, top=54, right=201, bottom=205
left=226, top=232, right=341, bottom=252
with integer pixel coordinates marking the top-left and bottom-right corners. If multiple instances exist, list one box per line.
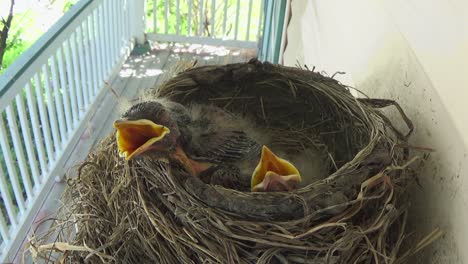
left=113, top=100, right=209, bottom=176
left=182, top=104, right=305, bottom=192
left=250, top=146, right=302, bottom=192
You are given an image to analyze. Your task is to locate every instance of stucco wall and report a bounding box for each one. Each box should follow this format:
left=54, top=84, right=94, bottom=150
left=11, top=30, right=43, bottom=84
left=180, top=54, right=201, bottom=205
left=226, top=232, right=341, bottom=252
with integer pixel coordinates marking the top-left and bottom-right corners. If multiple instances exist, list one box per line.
left=282, top=1, right=468, bottom=263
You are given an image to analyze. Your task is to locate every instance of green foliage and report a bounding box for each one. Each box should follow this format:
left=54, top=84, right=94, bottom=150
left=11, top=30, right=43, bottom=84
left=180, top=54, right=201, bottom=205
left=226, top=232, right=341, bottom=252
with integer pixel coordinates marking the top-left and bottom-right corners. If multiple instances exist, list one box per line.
left=1, top=31, right=24, bottom=71
left=0, top=0, right=78, bottom=74
left=0, top=13, right=36, bottom=73
left=63, top=0, right=79, bottom=13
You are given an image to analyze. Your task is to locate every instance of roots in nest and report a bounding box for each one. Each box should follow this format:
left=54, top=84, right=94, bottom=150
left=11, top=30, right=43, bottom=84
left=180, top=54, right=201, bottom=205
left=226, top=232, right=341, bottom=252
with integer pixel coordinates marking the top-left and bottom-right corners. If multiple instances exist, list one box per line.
left=27, top=59, right=440, bottom=263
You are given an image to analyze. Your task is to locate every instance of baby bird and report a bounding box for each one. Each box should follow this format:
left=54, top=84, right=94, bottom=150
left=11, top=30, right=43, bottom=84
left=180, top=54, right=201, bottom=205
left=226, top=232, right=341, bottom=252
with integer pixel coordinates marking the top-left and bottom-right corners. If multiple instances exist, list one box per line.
left=183, top=104, right=261, bottom=164
left=182, top=104, right=308, bottom=192
left=250, top=146, right=301, bottom=192
left=113, top=100, right=210, bottom=176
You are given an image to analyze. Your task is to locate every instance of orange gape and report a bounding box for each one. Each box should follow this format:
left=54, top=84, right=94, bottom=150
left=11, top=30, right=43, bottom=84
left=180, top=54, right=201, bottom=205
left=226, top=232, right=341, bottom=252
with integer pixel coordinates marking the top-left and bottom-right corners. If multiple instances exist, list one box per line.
left=251, top=146, right=302, bottom=192
left=113, top=118, right=212, bottom=177
left=114, top=119, right=171, bottom=160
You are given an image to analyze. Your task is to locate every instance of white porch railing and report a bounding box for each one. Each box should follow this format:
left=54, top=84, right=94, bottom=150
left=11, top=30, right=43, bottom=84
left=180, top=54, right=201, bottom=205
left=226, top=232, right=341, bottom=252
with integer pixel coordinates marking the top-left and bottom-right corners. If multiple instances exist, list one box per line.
left=0, top=0, right=266, bottom=261
left=0, top=0, right=133, bottom=261
left=146, top=0, right=265, bottom=48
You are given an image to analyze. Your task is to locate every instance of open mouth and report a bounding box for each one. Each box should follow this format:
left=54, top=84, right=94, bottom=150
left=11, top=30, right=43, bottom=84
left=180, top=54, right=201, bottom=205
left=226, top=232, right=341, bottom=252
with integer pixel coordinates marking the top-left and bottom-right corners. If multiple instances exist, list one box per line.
left=251, top=146, right=301, bottom=192
left=113, top=119, right=170, bottom=160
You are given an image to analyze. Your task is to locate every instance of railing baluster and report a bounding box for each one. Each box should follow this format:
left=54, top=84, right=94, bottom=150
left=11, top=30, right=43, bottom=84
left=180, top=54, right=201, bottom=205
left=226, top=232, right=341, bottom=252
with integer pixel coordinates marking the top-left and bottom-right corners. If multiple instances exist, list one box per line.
left=198, top=0, right=204, bottom=36
left=25, top=83, right=47, bottom=177
left=49, top=56, right=67, bottom=143
left=222, top=0, right=228, bottom=36
left=122, top=0, right=126, bottom=47
left=96, top=7, right=108, bottom=81
left=106, top=5, right=114, bottom=76
left=188, top=0, right=193, bottom=36
left=63, top=40, right=79, bottom=126
left=257, top=0, right=265, bottom=41
left=165, top=0, right=169, bottom=34
left=102, top=1, right=108, bottom=75
left=127, top=0, right=132, bottom=40
left=0, top=163, right=17, bottom=227
left=91, top=8, right=104, bottom=94
left=81, top=21, right=93, bottom=103
left=99, top=0, right=112, bottom=74
left=87, top=15, right=99, bottom=96
left=127, top=0, right=131, bottom=40
left=42, top=64, right=62, bottom=152
left=116, top=0, right=124, bottom=50
left=153, top=0, right=158, bottom=33
left=70, top=33, right=84, bottom=117
left=111, top=0, right=119, bottom=63
left=123, top=0, right=130, bottom=41
left=0, top=212, right=9, bottom=243
left=76, top=27, right=89, bottom=108
left=246, top=0, right=253, bottom=41
left=122, top=0, right=127, bottom=47
left=211, top=0, right=215, bottom=37
left=109, top=0, right=115, bottom=70
left=15, top=94, right=41, bottom=186
left=176, top=0, right=181, bottom=35
left=0, top=117, right=25, bottom=213
left=234, top=0, right=240, bottom=40
left=119, top=2, right=124, bottom=55
left=56, top=48, right=73, bottom=132
left=34, top=73, right=55, bottom=162
left=5, top=106, right=33, bottom=199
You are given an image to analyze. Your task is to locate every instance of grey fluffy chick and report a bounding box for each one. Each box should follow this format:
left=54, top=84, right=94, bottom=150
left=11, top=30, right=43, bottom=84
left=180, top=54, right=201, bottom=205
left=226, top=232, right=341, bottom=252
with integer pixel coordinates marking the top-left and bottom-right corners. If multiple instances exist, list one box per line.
left=180, top=104, right=264, bottom=191
left=114, top=100, right=210, bottom=176
left=182, top=104, right=328, bottom=192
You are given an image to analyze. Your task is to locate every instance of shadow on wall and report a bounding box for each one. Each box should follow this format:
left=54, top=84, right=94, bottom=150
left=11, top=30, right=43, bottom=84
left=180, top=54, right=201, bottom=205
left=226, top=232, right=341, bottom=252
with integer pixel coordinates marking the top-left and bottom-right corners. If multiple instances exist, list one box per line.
left=283, top=0, right=468, bottom=263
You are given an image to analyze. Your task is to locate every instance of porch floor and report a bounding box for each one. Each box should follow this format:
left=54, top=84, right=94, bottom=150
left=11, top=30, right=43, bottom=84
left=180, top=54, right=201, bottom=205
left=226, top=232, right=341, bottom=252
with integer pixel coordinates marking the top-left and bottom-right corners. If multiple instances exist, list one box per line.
left=15, top=43, right=256, bottom=262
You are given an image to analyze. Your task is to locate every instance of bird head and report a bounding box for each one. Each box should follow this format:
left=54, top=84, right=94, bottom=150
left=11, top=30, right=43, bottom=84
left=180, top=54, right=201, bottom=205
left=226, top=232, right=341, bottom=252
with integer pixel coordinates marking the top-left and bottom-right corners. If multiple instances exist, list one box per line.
left=251, top=146, right=302, bottom=192
left=113, top=101, right=180, bottom=160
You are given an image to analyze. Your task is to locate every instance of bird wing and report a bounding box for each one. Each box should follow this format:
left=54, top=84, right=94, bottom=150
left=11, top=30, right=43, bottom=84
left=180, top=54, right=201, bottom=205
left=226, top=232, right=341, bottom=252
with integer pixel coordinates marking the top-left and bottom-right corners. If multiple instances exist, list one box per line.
left=184, top=103, right=263, bottom=164
left=188, top=129, right=262, bottom=164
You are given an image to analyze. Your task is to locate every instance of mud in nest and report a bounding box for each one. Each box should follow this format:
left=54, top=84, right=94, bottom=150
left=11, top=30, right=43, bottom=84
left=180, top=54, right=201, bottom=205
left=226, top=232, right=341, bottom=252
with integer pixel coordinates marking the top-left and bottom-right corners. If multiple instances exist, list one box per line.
left=28, top=59, right=439, bottom=263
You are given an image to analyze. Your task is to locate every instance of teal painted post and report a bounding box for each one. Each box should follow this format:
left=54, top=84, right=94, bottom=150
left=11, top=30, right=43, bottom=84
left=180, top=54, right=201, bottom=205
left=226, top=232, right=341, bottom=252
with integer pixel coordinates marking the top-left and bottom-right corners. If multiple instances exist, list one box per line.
left=272, top=0, right=287, bottom=64
left=259, top=0, right=287, bottom=64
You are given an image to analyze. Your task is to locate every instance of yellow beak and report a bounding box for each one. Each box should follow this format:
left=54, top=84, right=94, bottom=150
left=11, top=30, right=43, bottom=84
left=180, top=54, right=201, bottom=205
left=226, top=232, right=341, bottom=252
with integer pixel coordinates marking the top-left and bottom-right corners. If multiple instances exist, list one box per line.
left=113, top=119, right=170, bottom=160
left=251, top=146, right=301, bottom=192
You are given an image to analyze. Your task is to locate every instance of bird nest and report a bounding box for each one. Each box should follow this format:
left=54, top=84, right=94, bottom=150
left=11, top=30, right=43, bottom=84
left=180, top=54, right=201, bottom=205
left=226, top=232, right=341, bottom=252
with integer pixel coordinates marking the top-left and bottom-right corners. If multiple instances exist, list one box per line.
left=28, top=59, right=436, bottom=263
